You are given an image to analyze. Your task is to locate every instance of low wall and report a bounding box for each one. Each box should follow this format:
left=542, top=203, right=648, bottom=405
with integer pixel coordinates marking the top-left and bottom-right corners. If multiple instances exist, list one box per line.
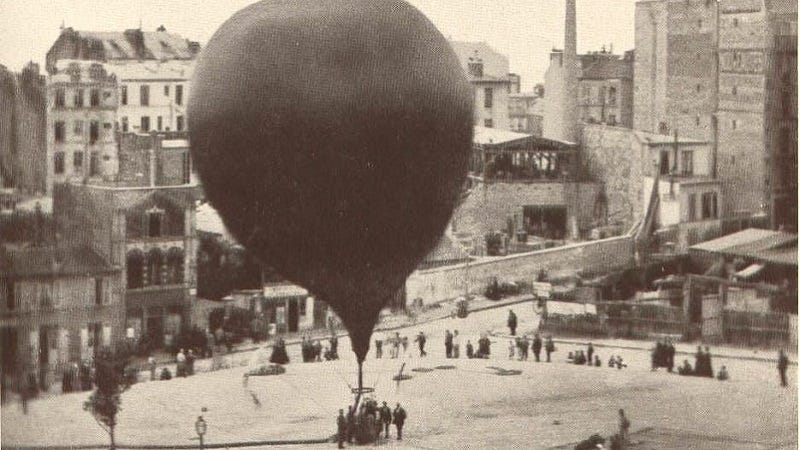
left=405, top=235, right=634, bottom=305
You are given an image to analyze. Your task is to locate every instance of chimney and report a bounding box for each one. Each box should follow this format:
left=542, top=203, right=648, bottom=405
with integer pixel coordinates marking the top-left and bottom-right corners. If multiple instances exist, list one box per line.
left=565, top=0, right=577, bottom=59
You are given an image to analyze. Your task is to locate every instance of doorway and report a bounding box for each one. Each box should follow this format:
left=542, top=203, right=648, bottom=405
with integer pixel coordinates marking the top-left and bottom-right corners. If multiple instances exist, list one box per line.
left=288, top=300, right=299, bottom=333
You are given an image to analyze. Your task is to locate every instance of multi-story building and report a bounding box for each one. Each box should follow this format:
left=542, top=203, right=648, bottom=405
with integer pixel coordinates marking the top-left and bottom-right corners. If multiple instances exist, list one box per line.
left=508, top=91, right=544, bottom=136
left=634, top=0, right=797, bottom=229
left=46, top=27, right=199, bottom=136
left=0, top=63, right=47, bottom=195
left=450, top=41, right=512, bottom=130
left=46, top=60, right=119, bottom=194
left=0, top=245, right=124, bottom=392
left=53, top=131, right=199, bottom=348
left=578, top=50, right=635, bottom=128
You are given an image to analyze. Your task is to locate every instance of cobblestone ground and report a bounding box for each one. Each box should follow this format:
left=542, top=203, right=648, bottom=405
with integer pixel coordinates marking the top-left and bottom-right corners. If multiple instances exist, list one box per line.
left=2, top=304, right=796, bottom=449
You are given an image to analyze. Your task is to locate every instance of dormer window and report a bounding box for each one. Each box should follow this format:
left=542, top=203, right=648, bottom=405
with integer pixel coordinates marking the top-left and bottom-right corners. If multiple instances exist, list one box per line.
left=467, top=53, right=484, bottom=78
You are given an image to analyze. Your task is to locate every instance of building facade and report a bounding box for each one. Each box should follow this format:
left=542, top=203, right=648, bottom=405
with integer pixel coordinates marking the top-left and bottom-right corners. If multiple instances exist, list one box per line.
left=508, top=91, right=544, bottom=136
left=578, top=50, right=635, bottom=128
left=450, top=41, right=512, bottom=130
left=53, top=132, right=199, bottom=348
left=634, top=0, right=797, bottom=229
left=46, top=60, right=119, bottom=194
left=0, top=245, right=124, bottom=392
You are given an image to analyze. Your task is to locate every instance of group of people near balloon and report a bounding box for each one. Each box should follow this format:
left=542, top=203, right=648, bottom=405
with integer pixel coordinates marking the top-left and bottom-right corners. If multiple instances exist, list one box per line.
left=677, top=346, right=727, bottom=380
left=337, top=399, right=407, bottom=447
left=301, top=335, right=340, bottom=362
left=507, top=333, right=557, bottom=362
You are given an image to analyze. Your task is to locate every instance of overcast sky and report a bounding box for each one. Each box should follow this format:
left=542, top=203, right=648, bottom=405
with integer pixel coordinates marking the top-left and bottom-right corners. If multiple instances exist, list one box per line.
left=0, top=0, right=636, bottom=91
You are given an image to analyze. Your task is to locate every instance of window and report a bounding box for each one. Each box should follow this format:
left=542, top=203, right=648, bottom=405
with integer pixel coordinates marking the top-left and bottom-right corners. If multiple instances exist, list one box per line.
left=698, top=19, right=703, bottom=28
left=164, top=85, right=170, bottom=96
left=732, top=119, right=737, bottom=130
left=182, top=152, right=191, bottom=184
left=146, top=249, right=163, bottom=286
left=583, top=86, right=591, bottom=100
left=681, top=150, right=694, bottom=175
left=141, top=116, right=150, bottom=132
left=121, top=85, right=128, bottom=105
left=696, top=84, right=701, bottom=93
left=89, top=121, right=99, bottom=144
left=121, top=117, right=129, bottom=132
left=701, top=192, right=718, bottom=219
left=90, top=151, right=100, bottom=176
left=54, top=152, right=65, bottom=174
left=175, top=84, right=183, bottom=105
left=467, top=62, right=483, bottom=78
left=126, top=251, right=144, bottom=289
left=147, top=210, right=163, bottom=238
left=95, top=278, right=103, bottom=306
left=608, top=86, right=617, bottom=106
left=73, top=120, right=83, bottom=135
left=6, top=281, right=14, bottom=310
left=732, top=85, right=737, bottom=95
left=608, top=114, right=617, bottom=126
left=659, top=151, right=670, bottom=175
left=157, top=116, right=163, bottom=131
left=54, top=121, right=66, bottom=142
left=598, top=86, right=606, bottom=104
left=140, top=84, right=150, bottom=106
left=73, top=151, right=83, bottom=170
left=176, top=115, right=184, bottom=131
left=733, top=18, right=739, bottom=27
left=688, top=193, right=697, bottom=221
left=90, top=88, right=100, bottom=107
left=484, top=88, right=493, bottom=108
left=484, top=118, right=493, bottom=128
left=55, top=88, right=66, bottom=107
left=695, top=115, right=701, bottom=126
left=74, top=89, right=84, bottom=108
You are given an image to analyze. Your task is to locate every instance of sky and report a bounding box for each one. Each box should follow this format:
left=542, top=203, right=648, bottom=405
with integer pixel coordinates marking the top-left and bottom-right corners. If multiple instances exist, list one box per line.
left=0, top=0, right=636, bottom=91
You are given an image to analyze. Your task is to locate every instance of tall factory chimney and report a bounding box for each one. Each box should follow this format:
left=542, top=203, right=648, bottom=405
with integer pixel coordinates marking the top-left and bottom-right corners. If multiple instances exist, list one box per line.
left=562, top=0, right=580, bottom=143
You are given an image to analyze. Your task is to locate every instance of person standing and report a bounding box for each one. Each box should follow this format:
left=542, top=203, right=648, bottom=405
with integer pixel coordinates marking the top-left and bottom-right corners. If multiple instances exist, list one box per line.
left=508, top=340, right=516, bottom=360
left=379, top=401, right=392, bottom=439
left=532, top=334, right=542, bottom=362
left=337, top=409, right=347, bottom=448
left=508, top=309, right=518, bottom=336
left=444, top=330, right=453, bottom=359
left=778, top=349, right=790, bottom=387
left=346, top=405, right=356, bottom=444
left=330, top=334, right=339, bottom=360
left=415, top=332, right=427, bottom=357
left=618, top=409, right=630, bottom=448
left=466, top=340, right=474, bottom=359
left=587, top=342, right=594, bottom=366
left=176, top=349, right=187, bottom=377
left=391, top=333, right=400, bottom=359
left=375, top=337, right=383, bottom=359
left=521, top=335, right=530, bottom=361
left=148, top=356, right=157, bottom=381
left=393, top=403, right=407, bottom=440
left=186, top=349, right=196, bottom=376
left=704, top=346, right=713, bottom=378
left=666, top=340, right=675, bottom=373
left=452, top=330, right=461, bottom=358
left=545, top=336, right=555, bottom=362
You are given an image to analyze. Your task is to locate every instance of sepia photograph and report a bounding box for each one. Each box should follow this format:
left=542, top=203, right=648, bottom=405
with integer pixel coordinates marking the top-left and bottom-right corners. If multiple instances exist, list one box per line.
left=0, top=0, right=797, bottom=449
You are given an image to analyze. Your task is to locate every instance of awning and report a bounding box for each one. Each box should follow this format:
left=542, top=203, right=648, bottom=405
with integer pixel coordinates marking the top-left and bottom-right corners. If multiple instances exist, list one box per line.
left=734, top=263, right=765, bottom=281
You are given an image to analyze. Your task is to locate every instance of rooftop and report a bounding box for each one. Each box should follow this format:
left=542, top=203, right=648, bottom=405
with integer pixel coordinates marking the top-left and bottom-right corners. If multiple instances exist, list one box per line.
left=633, top=130, right=707, bottom=146
left=1, top=245, right=116, bottom=278
left=690, top=228, right=797, bottom=267
left=473, top=126, right=531, bottom=145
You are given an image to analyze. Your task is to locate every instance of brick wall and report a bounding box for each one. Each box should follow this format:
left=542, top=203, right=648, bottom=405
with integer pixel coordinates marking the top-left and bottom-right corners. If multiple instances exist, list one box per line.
left=405, top=235, right=634, bottom=305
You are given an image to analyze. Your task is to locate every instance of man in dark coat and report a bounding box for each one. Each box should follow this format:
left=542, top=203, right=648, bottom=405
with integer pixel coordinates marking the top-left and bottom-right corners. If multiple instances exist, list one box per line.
left=532, top=334, right=542, bottom=362
left=508, top=309, right=518, bottom=336
left=666, top=340, right=675, bottom=372
left=330, top=335, right=339, bottom=360
left=778, top=349, right=789, bottom=387
left=444, top=330, right=453, bottom=359
left=694, top=346, right=704, bottom=377
left=337, top=409, right=347, bottom=448
left=346, top=405, right=355, bottom=444
left=545, top=336, right=555, bottom=362
left=704, top=346, right=714, bottom=378
left=415, top=332, right=427, bottom=357
left=379, top=401, right=392, bottom=438
left=587, top=342, right=594, bottom=366
left=393, top=403, right=407, bottom=440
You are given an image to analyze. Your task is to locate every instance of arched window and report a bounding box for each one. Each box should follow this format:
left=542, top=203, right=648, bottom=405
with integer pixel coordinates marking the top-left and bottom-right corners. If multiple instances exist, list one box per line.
left=126, top=250, right=144, bottom=289
left=147, top=248, right=164, bottom=286
left=166, top=247, right=184, bottom=285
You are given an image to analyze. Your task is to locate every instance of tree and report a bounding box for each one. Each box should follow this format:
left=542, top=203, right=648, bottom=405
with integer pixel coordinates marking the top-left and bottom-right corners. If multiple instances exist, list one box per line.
left=83, top=348, right=131, bottom=450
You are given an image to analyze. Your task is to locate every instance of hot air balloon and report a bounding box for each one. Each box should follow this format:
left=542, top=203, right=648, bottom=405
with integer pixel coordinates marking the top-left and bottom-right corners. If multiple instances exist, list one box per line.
left=188, top=0, right=473, bottom=395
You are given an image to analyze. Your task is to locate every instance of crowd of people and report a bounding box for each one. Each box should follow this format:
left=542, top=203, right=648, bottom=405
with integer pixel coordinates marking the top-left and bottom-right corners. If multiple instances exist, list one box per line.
left=651, top=340, right=676, bottom=372
left=336, top=399, right=407, bottom=447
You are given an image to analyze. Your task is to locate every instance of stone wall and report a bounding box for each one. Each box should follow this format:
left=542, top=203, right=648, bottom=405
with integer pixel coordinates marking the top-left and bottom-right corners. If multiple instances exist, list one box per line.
left=581, top=124, right=644, bottom=228
left=405, top=235, right=634, bottom=305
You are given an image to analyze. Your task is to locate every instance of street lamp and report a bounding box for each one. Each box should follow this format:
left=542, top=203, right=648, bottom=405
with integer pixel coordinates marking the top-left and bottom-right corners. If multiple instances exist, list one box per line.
left=195, top=407, right=207, bottom=450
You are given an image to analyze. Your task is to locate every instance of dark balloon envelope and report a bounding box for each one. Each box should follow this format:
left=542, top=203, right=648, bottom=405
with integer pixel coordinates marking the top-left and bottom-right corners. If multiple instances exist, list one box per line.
left=188, top=0, right=473, bottom=363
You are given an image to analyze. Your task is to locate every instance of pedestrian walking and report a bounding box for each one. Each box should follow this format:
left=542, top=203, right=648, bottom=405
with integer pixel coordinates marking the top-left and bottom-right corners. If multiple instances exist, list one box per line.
left=587, top=342, right=594, bottom=366
left=379, top=401, right=392, bottom=438
left=521, top=335, right=530, bottom=361
left=532, top=333, right=542, bottom=362
left=176, top=349, right=187, bottom=377
left=337, top=409, right=347, bottom=448
left=452, top=330, right=461, bottom=359
left=545, top=336, right=555, bottom=362
left=392, top=403, right=406, bottom=440
left=778, top=349, right=790, bottom=387
left=415, top=332, right=427, bottom=357
left=508, top=309, right=518, bottom=336
left=391, top=333, right=400, bottom=359
left=444, top=330, right=453, bottom=358
left=466, top=340, right=474, bottom=359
